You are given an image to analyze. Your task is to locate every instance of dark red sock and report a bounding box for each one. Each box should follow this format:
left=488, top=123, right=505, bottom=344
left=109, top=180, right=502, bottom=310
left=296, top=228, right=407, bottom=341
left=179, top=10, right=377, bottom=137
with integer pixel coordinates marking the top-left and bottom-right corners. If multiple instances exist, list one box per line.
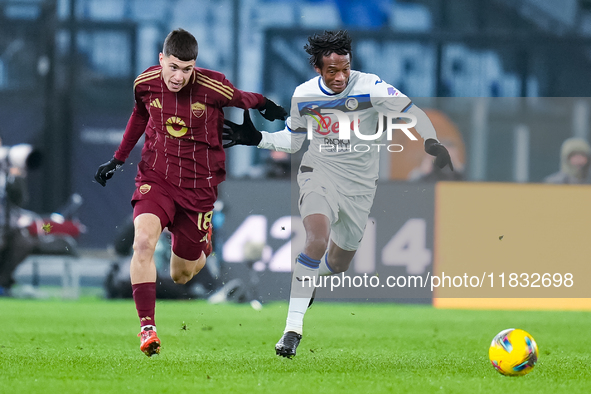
left=132, top=282, right=156, bottom=328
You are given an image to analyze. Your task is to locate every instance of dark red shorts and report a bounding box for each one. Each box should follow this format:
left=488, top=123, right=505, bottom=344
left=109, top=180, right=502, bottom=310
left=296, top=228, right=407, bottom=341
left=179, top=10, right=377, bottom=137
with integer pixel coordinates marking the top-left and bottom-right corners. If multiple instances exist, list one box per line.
left=131, top=163, right=217, bottom=261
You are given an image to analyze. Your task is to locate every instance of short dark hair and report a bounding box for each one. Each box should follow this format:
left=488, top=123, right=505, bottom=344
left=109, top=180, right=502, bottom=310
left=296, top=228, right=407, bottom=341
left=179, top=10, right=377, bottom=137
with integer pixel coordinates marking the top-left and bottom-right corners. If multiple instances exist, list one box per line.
left=162, top=28, right=198, bottom=61
left=304, top=30, right=352, bottom=68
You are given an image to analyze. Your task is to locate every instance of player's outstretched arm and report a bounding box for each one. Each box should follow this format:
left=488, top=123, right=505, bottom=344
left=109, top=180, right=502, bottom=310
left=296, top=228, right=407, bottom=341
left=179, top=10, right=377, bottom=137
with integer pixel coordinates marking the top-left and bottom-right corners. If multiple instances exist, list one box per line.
left=424, top=139, right=454, bottom=171
left=223, top=110, right=305, bottom=153
left=404, top=104, right=453, bottom=170
left=94, top=157, right=124, bottom=187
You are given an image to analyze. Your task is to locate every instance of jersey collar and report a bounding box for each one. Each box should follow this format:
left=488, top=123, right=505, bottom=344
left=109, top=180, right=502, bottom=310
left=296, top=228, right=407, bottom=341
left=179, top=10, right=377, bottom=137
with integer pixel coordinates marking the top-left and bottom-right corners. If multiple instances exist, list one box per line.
left=318, top=77, right=339, bottom=96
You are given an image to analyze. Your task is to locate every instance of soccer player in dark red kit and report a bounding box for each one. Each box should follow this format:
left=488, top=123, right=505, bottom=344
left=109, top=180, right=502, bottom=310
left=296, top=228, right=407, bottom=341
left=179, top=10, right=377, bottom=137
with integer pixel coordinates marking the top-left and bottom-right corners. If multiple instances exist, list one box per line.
left=94, top=28, right=286, bottom=357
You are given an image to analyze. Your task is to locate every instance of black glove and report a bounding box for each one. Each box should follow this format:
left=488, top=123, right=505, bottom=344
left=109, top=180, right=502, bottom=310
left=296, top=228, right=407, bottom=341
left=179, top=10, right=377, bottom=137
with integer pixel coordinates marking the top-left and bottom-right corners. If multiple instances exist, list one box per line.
left=424, top=139, right=454, bottom=171
left=94, top=157, right=124, bottom=187
left=223, top=110, right=262, bottom=148
left=258, top=98, right=287, bottom=121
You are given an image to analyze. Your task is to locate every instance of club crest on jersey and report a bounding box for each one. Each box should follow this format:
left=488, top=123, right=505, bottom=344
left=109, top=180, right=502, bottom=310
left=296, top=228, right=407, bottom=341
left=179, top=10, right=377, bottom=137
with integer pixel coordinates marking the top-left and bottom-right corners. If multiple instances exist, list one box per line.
left=345, top=97, right=358, bottom=110
left=166, top=116, right=188, bottom=137
left=192, top=101, right=206, bottom=118
left=139, top=184, right=151, bottom=194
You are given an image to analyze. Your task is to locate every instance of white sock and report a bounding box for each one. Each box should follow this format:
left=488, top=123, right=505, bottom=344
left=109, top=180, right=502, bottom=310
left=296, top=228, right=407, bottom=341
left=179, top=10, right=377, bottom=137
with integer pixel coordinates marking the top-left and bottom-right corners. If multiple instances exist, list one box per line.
left=318, top=252, right=336, bottom=276
left=141, top=324, right=156, bottom=332
left=284, top=253, right=320, bottom=335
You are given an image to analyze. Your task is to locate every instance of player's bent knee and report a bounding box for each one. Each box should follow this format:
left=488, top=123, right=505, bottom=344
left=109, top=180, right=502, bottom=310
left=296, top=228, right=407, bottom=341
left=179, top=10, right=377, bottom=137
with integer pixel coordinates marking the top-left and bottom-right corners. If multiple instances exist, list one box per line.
left=170, top=265, right=192, bottom=284
left=171, top=272, right=190, bottom=284
left=170, top=252, right=206, bottom=284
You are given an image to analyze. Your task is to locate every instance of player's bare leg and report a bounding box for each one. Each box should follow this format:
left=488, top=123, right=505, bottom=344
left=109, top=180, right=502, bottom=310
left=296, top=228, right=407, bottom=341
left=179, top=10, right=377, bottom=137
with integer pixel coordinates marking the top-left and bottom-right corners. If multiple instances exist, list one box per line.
left=325, top=240, right=356, bottom=273
left=130, top=213, right=162, bottom=357
left=130, top=214, right=161, bottom=284
left=303, top=214, right=331, bottom=259
left=311, top=240, right=357, bottom=307
left=276, top=214, right=330, bottom=358
left=169, top=251, right=206, bottom=284
left=169, top=224, right=212, bottom=284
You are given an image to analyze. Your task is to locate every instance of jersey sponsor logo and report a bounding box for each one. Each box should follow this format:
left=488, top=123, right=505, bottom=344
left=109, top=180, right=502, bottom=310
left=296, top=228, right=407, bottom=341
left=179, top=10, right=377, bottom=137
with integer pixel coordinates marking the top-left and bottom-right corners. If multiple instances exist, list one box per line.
left=165, top=116, right=188, bottom=137
left=139, top=184, right=151, bottom=194
left=307, top=111, right=360, bottom=137
left=150, top=98, right=162, bottom=108
left=322, top=137, right=351, bottom=153
left=298, top=95, right=370, bottom=135
left=191, top=101, right=206, bottom=118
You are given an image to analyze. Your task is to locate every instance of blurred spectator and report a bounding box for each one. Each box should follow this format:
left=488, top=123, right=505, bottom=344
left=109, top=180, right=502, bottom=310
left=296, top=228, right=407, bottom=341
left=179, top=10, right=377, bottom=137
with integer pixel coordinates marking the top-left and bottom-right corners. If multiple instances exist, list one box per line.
left=544, top=138, right=591, bottom=184
left=335, top=0, right=393, bottom=30
left=0, top=137, right=30, bottom=207
left=408, top=138, right=465, bottom=182
left=0, top=137, right=42, bottom=295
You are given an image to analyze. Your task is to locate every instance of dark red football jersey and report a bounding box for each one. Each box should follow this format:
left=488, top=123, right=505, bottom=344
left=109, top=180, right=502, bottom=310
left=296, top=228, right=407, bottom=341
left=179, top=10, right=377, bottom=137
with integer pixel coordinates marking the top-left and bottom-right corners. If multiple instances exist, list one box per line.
left=114, top=66, right=265, bottom=188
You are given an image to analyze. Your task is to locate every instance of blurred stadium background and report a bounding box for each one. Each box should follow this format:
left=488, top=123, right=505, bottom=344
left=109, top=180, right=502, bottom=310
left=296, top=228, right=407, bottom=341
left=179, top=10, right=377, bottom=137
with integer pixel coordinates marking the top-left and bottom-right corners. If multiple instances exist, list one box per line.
left=1, top=0, right=591, bottom=303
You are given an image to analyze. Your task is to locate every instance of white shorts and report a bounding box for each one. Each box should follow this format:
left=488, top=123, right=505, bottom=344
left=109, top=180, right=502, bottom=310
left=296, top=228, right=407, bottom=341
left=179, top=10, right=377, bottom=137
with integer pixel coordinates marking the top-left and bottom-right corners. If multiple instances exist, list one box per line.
left=297, top=168, right=375, bottom=251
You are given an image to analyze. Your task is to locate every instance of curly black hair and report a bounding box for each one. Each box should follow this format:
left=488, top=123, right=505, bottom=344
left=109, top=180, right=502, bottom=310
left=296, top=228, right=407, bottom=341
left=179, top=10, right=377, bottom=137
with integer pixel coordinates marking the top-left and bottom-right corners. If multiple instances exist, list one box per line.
left=304, top=30, right=352, bottom=69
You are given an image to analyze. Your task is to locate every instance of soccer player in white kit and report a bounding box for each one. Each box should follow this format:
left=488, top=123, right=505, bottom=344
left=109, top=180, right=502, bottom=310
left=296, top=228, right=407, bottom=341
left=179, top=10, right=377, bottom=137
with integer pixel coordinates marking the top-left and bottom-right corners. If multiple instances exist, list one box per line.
left=223, top=30, right=453, bottom=357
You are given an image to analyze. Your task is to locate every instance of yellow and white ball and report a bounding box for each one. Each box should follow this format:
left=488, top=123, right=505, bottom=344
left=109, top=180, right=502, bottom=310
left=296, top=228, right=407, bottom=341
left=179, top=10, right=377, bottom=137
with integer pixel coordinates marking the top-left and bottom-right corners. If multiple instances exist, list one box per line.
left=489, top=328, right=538, bottom=376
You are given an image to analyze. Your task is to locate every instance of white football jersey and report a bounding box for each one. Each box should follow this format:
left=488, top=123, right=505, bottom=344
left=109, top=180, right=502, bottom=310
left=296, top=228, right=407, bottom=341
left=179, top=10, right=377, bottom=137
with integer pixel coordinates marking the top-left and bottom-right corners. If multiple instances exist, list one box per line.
left=258, top=70, right=437, bottom=195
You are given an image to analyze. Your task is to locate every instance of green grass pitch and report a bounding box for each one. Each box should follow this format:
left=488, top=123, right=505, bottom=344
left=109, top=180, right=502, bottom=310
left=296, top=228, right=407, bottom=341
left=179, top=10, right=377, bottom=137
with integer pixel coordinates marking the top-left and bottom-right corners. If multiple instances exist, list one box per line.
left=1, top=298, right=590, bottom=393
